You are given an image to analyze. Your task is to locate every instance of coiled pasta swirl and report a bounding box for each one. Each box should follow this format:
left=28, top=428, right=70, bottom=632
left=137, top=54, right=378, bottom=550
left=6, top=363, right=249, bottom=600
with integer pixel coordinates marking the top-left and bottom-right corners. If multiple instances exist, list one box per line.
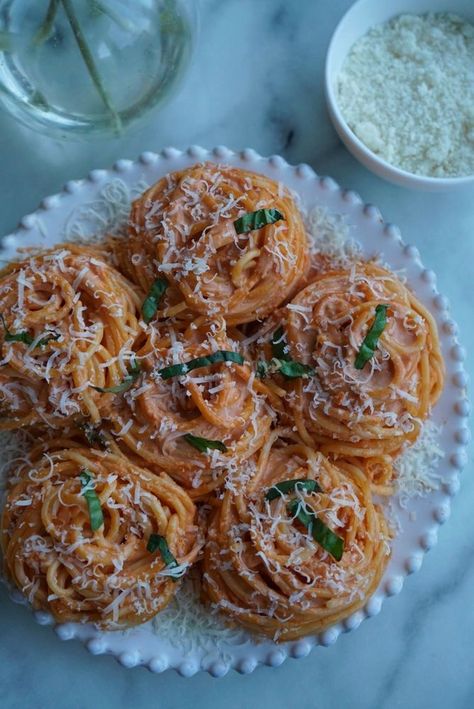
left=203, top=430, right=391, bottom=640
left=127, top=163, right=310, bottom=324
left=1, top=441, right=200, bottom=628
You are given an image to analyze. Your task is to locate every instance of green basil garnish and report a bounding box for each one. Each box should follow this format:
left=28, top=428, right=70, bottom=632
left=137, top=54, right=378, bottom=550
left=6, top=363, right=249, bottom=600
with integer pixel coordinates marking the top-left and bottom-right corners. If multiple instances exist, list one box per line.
left=80, top=469, right=104, bottom=532
left=278, top=360, right=314, bottom=379
left=147, top=534, right=180, bottom=582
left=287, top=498, right=343, bottom=562
left=271, top=326, right=291, bottom=361
left=258, top=328, right=313, bottom=379
left=234, top=208, right=284, bottom=235
left=142, top=278, right=168, bottom=324
left=1, top=314, right=59, bottom=348
left=256, top=358, right=314, bottom=380
left=93, top=361, right=141, bottom=393
left=80, top=422, right=108, bottom=449
left=4, top=329, right=33, bottom=345
left=183, top=433, right=227, bottom=453
left=265, top=478, right=321, bottom=501
left=158, top=350, right=244, bottom=380
left=256, top=361, right=269, bottom=379
left=354, top=304, right=389, bottom=370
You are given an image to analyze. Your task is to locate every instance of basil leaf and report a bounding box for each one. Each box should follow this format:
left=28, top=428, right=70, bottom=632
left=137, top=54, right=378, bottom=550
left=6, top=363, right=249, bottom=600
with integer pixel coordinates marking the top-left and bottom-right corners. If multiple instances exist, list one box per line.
left=278, top=360, right=314, bottom=379
left=183, top=433, right=227, bottom=453
left=1, top=314, right=33, bottom=345
left=287, top=498, right=343, bottom=562
left=355, top=304, right=389, bottom=370
left=80, top=422, right=108, bottom=449
left=234, top=208, right=284, bottom=235
left=265, top=478, right=321, bottom=501
left=256, top=358, right=314, bottom=380
left=142, top=278, right=168, bottom=324
left=158, top=350, right=244, bottom=380
left=271, top=326, right=291, bottom=361
left=93, top=361, right=141, bottom=393
left=256, top=360, right=270, bottom=379
left=5, top=330, right=33, bottom=345
left=1, top=315, right=59, bottom=348
left=80, top=469, right=104, bottom=532
left=147, top=534, right=180, bottom=582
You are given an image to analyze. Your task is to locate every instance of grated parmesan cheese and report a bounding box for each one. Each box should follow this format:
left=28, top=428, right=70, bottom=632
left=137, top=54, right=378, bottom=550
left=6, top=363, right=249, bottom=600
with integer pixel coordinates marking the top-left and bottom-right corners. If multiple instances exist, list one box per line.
left=151, top=569, right=243, bottom=650
left=394, top=420, right=445, bottom=507
left=337, top=13, right=474, bottom=177
left=305, top=206, right=360, bottom=267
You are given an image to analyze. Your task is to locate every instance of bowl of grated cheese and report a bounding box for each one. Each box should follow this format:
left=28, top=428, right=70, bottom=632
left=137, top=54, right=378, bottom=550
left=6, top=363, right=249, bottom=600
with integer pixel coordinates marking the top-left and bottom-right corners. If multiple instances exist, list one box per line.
left=325, top=0, right=474, bottom=191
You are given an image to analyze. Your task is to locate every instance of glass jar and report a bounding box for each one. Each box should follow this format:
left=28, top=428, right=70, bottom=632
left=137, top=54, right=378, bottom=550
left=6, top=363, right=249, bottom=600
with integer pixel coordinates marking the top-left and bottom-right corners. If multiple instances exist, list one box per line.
left=0, top=0, right=198, bottom=137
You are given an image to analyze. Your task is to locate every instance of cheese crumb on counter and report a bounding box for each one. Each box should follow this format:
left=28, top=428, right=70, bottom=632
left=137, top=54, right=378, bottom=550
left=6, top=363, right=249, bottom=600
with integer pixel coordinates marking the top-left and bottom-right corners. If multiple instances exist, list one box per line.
left=336, top=13, right=474, bottom=177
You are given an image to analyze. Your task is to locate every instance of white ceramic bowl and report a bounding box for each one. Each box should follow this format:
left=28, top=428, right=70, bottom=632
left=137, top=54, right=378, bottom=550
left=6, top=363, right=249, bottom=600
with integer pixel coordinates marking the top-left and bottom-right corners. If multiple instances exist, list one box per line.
left=325, top=0, right=474, bottom=191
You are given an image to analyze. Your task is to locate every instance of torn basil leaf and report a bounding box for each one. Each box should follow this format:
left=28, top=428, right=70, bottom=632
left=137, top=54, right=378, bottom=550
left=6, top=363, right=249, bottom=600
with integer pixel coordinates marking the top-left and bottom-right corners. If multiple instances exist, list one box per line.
left=265, top=478, right=321, bottom=501
left=1, top=315, right=59, bottom=348
left=80, top=469, right=104, bottom=532
left=92, top=361, right=141, bottom=394
left=147, top=534, right=180, bottom=582
left=142, top=278, right=168, bottom=324
left=287, top=498, right=344, bottom=561
left=234, top=208, right=284, bottom=235
left=256, top=358, right=314, bottom=380
left=354, top=304, right=388, bottom=370
left=271, top=326, right=291, bottom=361
left=183, top=433, right=227, bottom=453
left=158, top=350, right=244, bottom=380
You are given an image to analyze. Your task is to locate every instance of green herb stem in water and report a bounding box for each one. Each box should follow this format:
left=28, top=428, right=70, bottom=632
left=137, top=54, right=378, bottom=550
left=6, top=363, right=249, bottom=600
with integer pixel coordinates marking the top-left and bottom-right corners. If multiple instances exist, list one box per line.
left=61, top=0, right=122, bottom=134
left=0, top=30, right=18, bottom=52
left=33, top=0, right=60, bottom=46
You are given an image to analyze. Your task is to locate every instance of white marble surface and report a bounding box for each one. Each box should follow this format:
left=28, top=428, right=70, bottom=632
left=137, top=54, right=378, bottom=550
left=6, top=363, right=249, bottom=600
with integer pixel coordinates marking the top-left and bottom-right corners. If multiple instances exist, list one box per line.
left=0, top=1, right=472, bottom=707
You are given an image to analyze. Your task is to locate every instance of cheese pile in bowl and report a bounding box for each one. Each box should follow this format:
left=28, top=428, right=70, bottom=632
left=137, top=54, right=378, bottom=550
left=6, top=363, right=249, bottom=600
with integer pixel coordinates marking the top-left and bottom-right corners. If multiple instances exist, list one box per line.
left=336, top=13, right=474, bottom=178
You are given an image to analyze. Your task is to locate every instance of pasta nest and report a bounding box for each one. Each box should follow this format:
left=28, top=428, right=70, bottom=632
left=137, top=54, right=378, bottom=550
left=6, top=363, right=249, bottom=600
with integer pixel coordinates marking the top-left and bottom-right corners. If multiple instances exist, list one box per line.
left=125, top=162, right=310, bottom=324
left=0, top=244, right=142, bottom=430
left=106, top=316, right=273, bottom=499
left=285, top=262, right=444, bottom=457
left=1, top=439, right=200, bottom=628
left=203, top=430, right=391, bottom=640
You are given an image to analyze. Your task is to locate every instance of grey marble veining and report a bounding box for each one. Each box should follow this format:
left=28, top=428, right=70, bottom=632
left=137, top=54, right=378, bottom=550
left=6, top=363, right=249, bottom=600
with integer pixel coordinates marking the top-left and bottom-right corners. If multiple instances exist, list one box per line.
left=0, top=1, right=473, bottom=708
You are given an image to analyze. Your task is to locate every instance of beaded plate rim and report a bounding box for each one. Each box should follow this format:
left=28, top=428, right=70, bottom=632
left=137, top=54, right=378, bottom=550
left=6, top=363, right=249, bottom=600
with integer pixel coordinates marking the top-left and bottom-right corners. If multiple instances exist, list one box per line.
left=0, top=145, right=469, bottom=678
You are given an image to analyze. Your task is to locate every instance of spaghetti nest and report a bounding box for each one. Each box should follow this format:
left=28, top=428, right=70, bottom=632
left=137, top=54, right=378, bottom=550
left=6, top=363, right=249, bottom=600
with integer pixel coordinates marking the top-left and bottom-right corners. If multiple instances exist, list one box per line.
left=1, top=439, right=200, bottom=628
left=203, top=430, right=391, bottom=641
left=106, top=317, right=273, bottom=499
left=0, top=244, right=142, bottom=430
left=285, top=262, right=444, bottom=458
left=126, top=162, right=309, bottom=324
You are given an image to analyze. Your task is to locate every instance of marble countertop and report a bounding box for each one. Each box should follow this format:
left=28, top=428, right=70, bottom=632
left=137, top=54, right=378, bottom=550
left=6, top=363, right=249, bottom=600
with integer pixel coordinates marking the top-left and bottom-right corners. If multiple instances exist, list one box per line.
left=0, top=1, right=472, bottom=708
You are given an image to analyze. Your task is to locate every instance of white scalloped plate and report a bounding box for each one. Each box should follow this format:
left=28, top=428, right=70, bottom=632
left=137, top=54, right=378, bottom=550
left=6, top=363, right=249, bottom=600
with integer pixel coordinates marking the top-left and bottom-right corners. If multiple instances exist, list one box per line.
left=0, top=146, right=469, bottom=677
